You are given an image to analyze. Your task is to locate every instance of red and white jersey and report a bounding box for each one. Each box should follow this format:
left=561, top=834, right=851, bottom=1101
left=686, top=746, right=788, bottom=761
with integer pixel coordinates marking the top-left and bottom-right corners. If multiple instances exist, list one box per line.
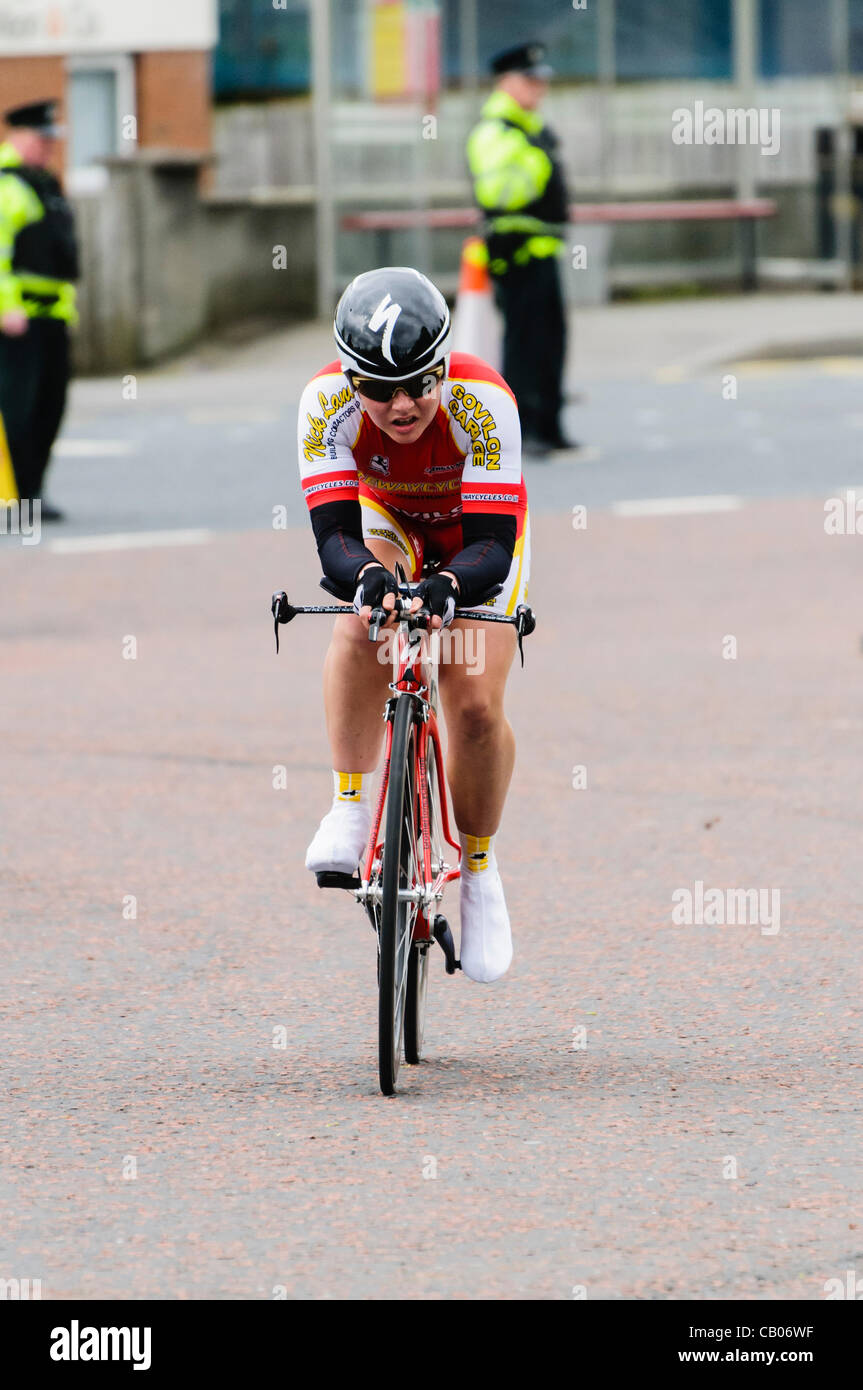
left=297, top=352, right=527, bottom=528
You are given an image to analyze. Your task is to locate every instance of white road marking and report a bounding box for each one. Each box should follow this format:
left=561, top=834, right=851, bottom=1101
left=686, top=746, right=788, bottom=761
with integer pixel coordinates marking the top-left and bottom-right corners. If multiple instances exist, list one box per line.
left=612, top=494, right=743, bottom=518
left=47, top=529, right=214, bottom=554
left=818, top=357, right=863, bottom=375
left=53, top=439, right=136, bottom=457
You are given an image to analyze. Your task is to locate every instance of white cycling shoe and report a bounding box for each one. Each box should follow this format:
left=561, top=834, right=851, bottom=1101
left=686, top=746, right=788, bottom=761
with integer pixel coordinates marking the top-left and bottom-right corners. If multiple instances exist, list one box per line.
left=459, top=862, right=513, bottom=983
left=305, top=802, right=372, bottom=876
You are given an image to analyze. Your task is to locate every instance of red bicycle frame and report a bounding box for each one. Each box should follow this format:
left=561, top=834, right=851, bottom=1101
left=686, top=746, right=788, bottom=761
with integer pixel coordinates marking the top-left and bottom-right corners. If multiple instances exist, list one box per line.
left=360, top=625, right=461, bottom=941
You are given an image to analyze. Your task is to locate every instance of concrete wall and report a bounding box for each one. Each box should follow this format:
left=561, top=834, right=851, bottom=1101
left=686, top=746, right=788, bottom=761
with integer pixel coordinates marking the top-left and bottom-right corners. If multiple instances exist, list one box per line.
left=69, top=74, right=862, bottom=372
left=213, top=78, right=857, bottom=197
left=72, top=156, right=315, bottom=374
left=211, top=78, right=863, bottom=277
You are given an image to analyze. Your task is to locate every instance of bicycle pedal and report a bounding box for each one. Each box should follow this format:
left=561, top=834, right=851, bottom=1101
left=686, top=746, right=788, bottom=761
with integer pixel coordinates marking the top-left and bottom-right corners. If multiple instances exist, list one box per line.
left=315, top=870, right=361, bottom=890
left=432, top=915, right=460, bottom=974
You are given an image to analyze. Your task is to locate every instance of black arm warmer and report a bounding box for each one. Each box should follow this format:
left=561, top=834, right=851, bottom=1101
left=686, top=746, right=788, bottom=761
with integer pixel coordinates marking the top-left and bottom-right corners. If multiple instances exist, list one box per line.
left=444, top=512, right=517, bottom=608
left=311, top=499, right=379, bottom=593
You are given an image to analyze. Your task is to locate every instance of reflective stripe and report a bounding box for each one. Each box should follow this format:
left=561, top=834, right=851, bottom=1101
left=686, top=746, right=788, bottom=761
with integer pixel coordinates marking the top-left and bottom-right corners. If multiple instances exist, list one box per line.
left=488, top=235, right=563, bottom=272
left=513, top=235, right=562, bottom=265
left=488, top=214, right=556, bottom=236
left=17, top=275, right=77, bottom=322
left=0, top=152, right=77, bottom=323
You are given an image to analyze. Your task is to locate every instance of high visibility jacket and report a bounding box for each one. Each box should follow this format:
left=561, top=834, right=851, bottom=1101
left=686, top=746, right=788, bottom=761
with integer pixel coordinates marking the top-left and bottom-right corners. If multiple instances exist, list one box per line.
left=466, top=90, right=569, bottom=275
left=0, top=142, right=78, bottom=323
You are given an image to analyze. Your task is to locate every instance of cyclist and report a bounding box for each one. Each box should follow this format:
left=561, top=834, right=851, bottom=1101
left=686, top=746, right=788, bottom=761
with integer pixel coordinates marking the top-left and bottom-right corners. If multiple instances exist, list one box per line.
left=298, top=267, right=529, bottom=983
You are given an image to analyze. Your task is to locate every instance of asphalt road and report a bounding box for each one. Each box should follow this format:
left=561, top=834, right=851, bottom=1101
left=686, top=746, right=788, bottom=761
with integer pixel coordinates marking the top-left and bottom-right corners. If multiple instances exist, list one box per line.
left=14, top=318, right=863, bottom=539
left=1, top=319, right=861, bottom=1299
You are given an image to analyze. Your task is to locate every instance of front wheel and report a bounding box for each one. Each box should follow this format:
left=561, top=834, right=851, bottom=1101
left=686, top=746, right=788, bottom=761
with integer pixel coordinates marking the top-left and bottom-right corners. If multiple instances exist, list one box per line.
left=404, top=726, right=445, bottom=1064
left=378, top=695, right=421, bottom=1095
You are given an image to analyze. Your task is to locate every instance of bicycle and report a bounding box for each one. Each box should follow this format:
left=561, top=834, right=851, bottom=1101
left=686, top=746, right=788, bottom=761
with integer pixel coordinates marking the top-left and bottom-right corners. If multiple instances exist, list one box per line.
left=272, top=567, right=535, bottom=1095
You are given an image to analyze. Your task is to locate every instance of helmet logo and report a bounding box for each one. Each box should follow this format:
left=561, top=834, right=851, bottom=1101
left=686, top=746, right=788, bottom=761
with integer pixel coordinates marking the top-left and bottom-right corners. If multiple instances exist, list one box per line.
left=368, top=293, right=402, bottom=365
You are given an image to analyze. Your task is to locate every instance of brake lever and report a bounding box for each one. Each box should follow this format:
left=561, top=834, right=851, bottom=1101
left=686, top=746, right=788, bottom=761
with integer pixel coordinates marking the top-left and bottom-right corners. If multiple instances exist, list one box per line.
left=368, top=606, right=387, bottom=641
left=515, top=603, right=536, bottom=668
left=271, top=590, right=297, bottom=654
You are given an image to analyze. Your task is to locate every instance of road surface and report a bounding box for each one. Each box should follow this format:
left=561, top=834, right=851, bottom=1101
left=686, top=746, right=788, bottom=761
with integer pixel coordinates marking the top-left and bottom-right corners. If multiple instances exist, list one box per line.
left=1, top=298, right=861, bottom=1298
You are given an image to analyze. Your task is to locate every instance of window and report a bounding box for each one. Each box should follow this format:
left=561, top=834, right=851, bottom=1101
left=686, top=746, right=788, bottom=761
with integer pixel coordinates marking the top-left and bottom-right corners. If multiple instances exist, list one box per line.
left=66, top=55, right=136, bottom=194
left=759, top=0, right=833, bottom=77
left=615, top=0, right=732, bottom=81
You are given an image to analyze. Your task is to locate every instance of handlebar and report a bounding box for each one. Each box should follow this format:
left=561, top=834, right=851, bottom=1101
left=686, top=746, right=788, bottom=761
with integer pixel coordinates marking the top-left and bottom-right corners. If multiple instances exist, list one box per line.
left=271, top=585, right=537, bottom=665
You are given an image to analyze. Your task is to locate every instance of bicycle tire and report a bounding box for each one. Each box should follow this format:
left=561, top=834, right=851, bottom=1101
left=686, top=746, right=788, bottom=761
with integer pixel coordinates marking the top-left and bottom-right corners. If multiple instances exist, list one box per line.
left=405, top=726, right=444, bottom=1064
left=404, top=942, right=429, bottom=1065
left=378, top=695, right=420, bottom=1095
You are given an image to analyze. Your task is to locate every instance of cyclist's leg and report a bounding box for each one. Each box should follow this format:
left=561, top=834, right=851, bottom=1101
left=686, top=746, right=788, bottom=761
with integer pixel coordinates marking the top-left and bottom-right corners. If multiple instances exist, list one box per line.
left=438, top=507, right=529, bottom=833
left=438, top=620, right=517, bottom=833
left=307, top=503, right=424, bottom=873
left=322, top=502, right=424, bottom=772
left=435, top=512, right=530, bottom=979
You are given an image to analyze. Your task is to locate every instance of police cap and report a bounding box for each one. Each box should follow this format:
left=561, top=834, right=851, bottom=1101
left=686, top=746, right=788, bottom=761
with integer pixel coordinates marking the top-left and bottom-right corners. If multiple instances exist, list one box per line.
left=490, top=42, right=553, bottom=80
left=4, top=100, right=63, bottom=137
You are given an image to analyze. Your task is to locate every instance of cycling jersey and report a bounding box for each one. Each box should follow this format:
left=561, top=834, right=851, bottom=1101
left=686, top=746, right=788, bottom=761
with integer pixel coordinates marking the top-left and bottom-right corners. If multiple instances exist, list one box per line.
left=297, top=351, right=529, bottom=610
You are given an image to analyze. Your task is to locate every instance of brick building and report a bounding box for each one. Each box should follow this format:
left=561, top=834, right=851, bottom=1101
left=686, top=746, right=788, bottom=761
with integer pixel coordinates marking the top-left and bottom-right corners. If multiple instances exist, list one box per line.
left=0, top=0, right=218, bottom=188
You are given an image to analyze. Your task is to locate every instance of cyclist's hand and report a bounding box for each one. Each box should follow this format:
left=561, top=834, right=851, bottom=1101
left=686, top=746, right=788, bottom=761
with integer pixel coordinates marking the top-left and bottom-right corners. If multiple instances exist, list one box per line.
left=353, top=563, right=400, bottom=626
left=412, top=572, right=459, bottom=630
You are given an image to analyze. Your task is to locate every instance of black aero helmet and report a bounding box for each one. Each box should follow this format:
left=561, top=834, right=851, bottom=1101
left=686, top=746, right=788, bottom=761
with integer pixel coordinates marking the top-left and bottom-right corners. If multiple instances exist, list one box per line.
left=334, top=266, right=450, bottom=381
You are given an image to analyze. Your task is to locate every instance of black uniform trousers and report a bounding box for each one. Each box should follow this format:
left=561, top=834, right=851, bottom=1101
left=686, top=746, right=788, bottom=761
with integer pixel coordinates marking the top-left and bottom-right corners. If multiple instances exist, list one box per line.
left=493, top=256, right=566, bottom=447
left=0, top=317, right=70, bottom=500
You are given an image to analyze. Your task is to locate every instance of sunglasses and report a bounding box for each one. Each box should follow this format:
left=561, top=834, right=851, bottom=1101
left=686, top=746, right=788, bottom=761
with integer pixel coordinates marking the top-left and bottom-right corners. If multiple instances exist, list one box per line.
left=351, top=365, right=445, bottom=403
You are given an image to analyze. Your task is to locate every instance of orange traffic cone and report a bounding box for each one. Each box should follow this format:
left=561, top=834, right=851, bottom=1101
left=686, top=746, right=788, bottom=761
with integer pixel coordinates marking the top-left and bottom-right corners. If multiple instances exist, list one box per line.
left=452, top=236, right=501, bottom=370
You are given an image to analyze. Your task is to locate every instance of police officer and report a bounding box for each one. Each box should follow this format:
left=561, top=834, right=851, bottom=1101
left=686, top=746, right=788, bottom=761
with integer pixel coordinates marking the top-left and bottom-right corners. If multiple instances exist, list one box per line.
left=467, top=42, right=575, bottom=455
left=0, top=100, right=79, bottom=520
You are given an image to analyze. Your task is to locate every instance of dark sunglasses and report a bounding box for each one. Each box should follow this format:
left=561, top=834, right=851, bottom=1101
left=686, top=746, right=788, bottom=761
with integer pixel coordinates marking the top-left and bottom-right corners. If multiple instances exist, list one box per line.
left=350, top=365, right=445, bottom=403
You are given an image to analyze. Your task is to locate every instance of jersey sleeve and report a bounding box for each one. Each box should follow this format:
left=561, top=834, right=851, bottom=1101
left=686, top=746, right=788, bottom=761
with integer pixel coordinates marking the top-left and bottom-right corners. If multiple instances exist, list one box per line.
left=297, top=365, right=381, bottom=595
left=445, top=357, right=527, bottom=523
left=297, top=365, right=364, bottom=512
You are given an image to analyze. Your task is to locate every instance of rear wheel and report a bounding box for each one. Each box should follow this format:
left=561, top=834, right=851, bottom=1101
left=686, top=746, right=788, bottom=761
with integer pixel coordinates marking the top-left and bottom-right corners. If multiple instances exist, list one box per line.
left=378, top=696, right=421, bottom=1095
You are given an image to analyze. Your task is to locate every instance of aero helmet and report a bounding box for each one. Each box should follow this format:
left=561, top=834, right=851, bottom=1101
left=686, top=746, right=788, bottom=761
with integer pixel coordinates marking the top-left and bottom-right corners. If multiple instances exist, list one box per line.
left=334, top=266, right=451, bottom=381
